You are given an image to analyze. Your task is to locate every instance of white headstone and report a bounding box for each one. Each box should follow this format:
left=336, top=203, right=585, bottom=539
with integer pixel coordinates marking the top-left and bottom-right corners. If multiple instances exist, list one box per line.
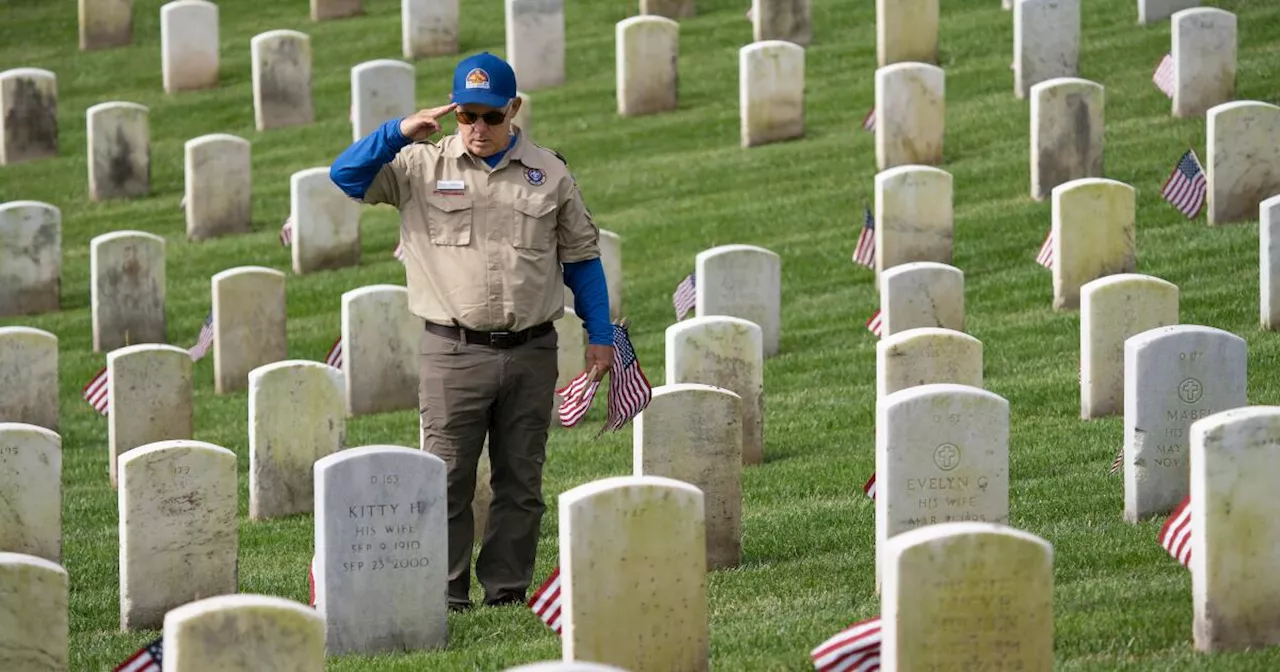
left=1050, top=178, right=1136, bottom=310
left=86, top=101, right=149, bottom=201
left=251, top=30, right=314, bottom=131
left=212, top=266, right=288, bottom=394
left=1172, top=8, right=1236, bottom=118
left=875, top=63, right=945, bottom=170
left=90, top=230, right=166, bottom=353
left=79, top=0, right=134, bottom=49
left=617, top=16, right=679, bottom=117
left=0, top=552, right=68, bottom=671
left=635, top=383, right=743, bottom=570
left=1138, top=0, right=1199, bottom=24
left=879, top=262, right=964, bottom=336
left=0, top=201, right=60, bottom=317
left=160, top=0, right=219, bottom=93
left=875, top=384, right=1009, bottom=585
left=107, top=345, right=193, bottom=488
left=118, top=440, right=237, bottom=630
left=882, top=522, right=1054, bottom=669
left=738, top=40, right=805, bottom=147
left=666, top=317, right=765, bottom=465
left=352, top=60, right=415, bottom=141
left=1080, top=274, right=1179, bottom=420
left=877, top=328, right=983, bottom=399
left=553, top=308, right=586, bottom=416
left=291, top=166, right=362, bottom=273
left=1263, top=195, right=1280, bottom=330
left=313, top=0, right=362, bottom=20
left=874, top=166, right=953, bottom=283
left=567, top=229, right=623, bottom=322
left=751, top=0, right=811, bottom=46
left=505, top=663, right=629, bottom=672
left=402, top=0, right=459, bottom=59
left=506, top=0, right=565, bottom=91
left=1191, top=407, right=1280, bottom=652
left=640, top=0, right=693, bottom=19
left=184, top=134, right=252, bottom=240
left=560, top=476, right=708, bottom=671
left=342, top=285, right=419, bottom=416
left=1014, top=0, right=1080, bottom=99
left=249, top=361, right=346, bottom=521
left=0, top=68, right=58, bottom=165
left=876, top=0, right=938, bottom=67
left=0, top=424, right=61, bottom=562
left=694, top=244, right=781, bottom=358
left=0, top=328, right=58, bottom=431
left=513, top=91, right=533, bottom=136
left=163, top=594, right=324, bottom=669
left=1125, top=326, right=1246, bottom=522
left=314, top=446, right=448, bottom=654
left=1206, top=101, right=1280, bottom=226
left=1029, top=77, right=1104, bottom=200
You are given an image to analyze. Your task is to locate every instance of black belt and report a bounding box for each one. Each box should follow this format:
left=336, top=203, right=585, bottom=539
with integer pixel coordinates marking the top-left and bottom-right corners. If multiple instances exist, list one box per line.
left=424, top=320, right=554, bottom=349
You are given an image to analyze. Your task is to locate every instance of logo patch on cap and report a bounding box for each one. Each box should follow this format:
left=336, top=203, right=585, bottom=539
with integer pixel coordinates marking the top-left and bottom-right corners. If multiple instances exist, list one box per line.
left=465, top=68, right=490, bottom=90
left=524, top=168, right=545, bottom=186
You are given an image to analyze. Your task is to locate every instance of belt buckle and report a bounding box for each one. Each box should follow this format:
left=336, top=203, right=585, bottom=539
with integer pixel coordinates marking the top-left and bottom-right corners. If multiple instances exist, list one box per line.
left=489, top=331, right=518, bottom=348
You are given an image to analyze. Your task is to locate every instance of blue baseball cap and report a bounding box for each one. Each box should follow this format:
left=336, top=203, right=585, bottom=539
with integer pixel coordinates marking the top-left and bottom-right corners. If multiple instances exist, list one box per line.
left=451, top=52, right=518, bottom=109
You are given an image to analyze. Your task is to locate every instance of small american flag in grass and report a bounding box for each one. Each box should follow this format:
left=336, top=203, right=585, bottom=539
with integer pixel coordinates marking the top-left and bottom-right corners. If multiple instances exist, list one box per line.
left=866, top=309, right=883, bottom=338
left=1110, top=446, right=1124, bottom=475
left=280, top=215, right=294, bottom=246
left=114, top=637, right=163, bottom=672
left=602, top=323, right=652, bottom=432
left=556, top=369, right=600, bottom=428
left=1035, top=229, right=1054, bottom=269
left=1161, top=149, right=1207, bottom=219
left=187, top=312, right=214, bottom=361
left=673, top=272, right=696, bottom=321
left=853, top=207, right=875, bottom=268
left=1158, top=495, right=1192, bottom=569
left=1153, top=53, right=1174, bottom=98
left=810, top=616, right=882, bottom=672
left=528, top=567, right=562, bottom=635
left=83, top=367, right=109, bottom=415
left=862, top=107, right=875, bottom=132
left=325, top=336, right=343, bottom=369
left=863, top=473, right=877, bottom=501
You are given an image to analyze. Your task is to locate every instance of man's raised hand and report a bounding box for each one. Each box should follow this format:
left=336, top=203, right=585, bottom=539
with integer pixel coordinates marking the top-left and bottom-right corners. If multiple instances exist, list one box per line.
left=399, top=103, right=458, bottom=142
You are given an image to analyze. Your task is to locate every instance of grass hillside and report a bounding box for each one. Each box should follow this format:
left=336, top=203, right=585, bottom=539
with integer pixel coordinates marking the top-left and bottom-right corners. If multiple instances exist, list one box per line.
left=3, top=0, right=1280, bottom=669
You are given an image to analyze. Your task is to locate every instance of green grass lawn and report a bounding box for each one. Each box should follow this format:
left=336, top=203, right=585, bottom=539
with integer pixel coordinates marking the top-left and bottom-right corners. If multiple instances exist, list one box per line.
left=3, top=0, right=1280, bottom=668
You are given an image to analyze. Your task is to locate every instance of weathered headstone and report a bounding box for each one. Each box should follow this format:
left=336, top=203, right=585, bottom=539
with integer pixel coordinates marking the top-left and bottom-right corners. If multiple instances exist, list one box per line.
left=877, top=327, right=983, bottom=399
left=402, top=0, right=459, bottom=59
left=640, top=0, right=693, bottom=19
left=874, top=166, right=953, bottom=283
left=738, top=40, right=805, bottom=147
left=0, top=328, right=58, bottom=431
left=617, top=16, right=679, bottom=117
left=312, top=0, right=362, bottom=21
left=0, top=69, right=58, bottom=165
left=314, top=446, right=448, bottom=654
left=79, top=0, right=133, bottom=50
left=666, top=317, right=765, bottom=465
left=251, top=30, right=314, bottom=131
left=1080, top=274, right=1179, bottom=420
left=163, top=594, right=324, bottom=669
left=879, top=262, right=964, bottom=336
left=1263, top=195, right=1280, bottom=330
left=695, top=244, right=781, bottom=357
left=90, top=230, right=166, bottom=353
left=560, top=476, right=708, bottom=671
left=212, top=266, right=287, bottom=394
left=1014, top=0, right=1080, bottom=99
left=0, top=552, right=68, bottom=671
left=1172, top=8, right=1236, bottom=118
left=505, top=663, right=629, bottom=672
left=351, top=60, right=416, bottom=141
left=107, top=345, right=193, bottom=488
left=875, top=63, right=945, bottom=170
left=0, top=201, right=60, bottom=317
left=635, top=383, right=743, bottom=571
left=506, top=0, right=565, bottom=91
left=118, top=440, right=237, bottom=630
left=1190, top=407, right=1280, bottom=652
left=751, top=0, right=811, bottom=46
left=1139, top=0, right=1199, bottom=24
left=553, top=307, right=586, bottom=416
left=1125, top=325, right=1246, bottom=522
left=1050, top=178, right=1136, bottom=310
left=876, top=0, right=938, bottom=67
left=881, top=522, right=1054, bottom=669
left=248, top=361, right=345, bottom=520
left=185, top=133, right=252, bottom=240
left=566, top=229, right=623, bottom=322
left=1030, top=77, right=1104, bottom=200
left=1206, top=101, right=1280, bottom=226
left=161, top=0, right=219, bottom=93
left=0, top=424, right=61, bottom=562
left=876, top=384, right=1009, bottom=585
left=291, top=167, right=361, bottom=273
left=86, top=102, right=150, bottom=201
left=342, top=285, right=419, bottom=416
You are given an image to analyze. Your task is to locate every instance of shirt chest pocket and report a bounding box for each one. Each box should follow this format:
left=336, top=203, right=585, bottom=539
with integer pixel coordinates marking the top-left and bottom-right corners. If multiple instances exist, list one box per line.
left=424, top=194, right=473, bottom=246
left=512, top=196, right=557, bottom=251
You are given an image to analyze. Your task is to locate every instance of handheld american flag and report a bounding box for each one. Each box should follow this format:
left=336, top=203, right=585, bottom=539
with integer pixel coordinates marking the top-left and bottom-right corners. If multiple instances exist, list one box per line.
left=673, top=272, right=696, bottom=321
left=527, top=567, right=563, bottom=635
left=83, top=366, right=109, bottom=415
left=863, top=473, right=877, bottom=501
left=862, top=107, right=876, bottom=132
left=865, top=309, right=883, bottom=338
left=1158, top=495, right=1192, bottom=569
left=1035, top=229, right=1054, bottom=269
left=1161, top=149, right=1207, bottom=219
left=325, top=337, right=343, bottom=369
left=1153, top=53, right=1174, bottom=98
left=187, top=312, right=214, bottom=361
left=853, top=207, right=875, bottom=268
left=810, top=616, right=882, bottom=672
left=556, top=367, right=601, bottom=427
left=602, top=323, right=652, bottom=432
left=280, top=215, right=294, bottom=246
left=114, top=637, right=163, bottom=672
left=393, top=240, right=405, bottom=263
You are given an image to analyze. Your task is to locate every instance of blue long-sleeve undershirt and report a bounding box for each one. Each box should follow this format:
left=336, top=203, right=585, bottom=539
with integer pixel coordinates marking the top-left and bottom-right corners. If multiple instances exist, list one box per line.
left=563, top=258, right=612, bottom=346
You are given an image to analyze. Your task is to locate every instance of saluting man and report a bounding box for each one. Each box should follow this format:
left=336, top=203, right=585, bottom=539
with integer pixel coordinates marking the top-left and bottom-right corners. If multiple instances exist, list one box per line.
left=329, top=52, right=614, bottom=611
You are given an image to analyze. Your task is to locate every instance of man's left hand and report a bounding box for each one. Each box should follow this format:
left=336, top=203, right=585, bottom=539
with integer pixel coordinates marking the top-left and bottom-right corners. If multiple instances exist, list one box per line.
left=585, top=345, right=613, bottom=381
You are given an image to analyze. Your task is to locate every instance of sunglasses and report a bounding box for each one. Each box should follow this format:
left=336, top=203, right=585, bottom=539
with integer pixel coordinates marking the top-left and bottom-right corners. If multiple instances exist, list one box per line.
left=455, top=106, right=511, bottom=126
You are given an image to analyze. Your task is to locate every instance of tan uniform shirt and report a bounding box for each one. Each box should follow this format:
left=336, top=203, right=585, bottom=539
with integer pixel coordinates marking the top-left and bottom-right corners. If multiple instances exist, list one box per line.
left=362, top=131, right=601, bottom=332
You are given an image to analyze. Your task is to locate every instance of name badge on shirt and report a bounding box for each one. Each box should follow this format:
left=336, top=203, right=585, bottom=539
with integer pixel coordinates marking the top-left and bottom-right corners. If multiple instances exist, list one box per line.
left=435, top=180, right=466, bottom=194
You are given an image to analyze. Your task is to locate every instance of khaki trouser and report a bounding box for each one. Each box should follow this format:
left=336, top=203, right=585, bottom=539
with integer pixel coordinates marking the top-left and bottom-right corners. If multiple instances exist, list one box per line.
left=418, top=325, right=559, bottom=607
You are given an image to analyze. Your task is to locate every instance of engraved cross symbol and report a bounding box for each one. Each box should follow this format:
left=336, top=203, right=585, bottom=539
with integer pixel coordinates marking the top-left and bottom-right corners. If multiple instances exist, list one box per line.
left=1178, top=378, right=1203, bottom=404
left=934, top=443, right=961, bottom=471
